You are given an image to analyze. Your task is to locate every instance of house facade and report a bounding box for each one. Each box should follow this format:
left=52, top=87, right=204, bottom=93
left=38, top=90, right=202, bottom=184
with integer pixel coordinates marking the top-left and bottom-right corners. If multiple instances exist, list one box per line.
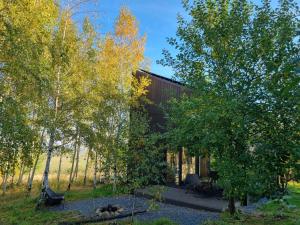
left=135, top=69, right=210, bottom=185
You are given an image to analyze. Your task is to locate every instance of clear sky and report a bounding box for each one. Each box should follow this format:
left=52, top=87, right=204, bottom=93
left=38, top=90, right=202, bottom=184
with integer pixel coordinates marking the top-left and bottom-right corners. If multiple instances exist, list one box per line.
left=71, top=0, right=184, bottom=78
left=71, top=0, right=278, bottom=79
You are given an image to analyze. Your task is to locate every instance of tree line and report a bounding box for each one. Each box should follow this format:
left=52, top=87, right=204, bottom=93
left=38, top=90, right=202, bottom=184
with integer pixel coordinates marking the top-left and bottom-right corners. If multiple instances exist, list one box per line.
left=0, top=0, right=164, bottom=196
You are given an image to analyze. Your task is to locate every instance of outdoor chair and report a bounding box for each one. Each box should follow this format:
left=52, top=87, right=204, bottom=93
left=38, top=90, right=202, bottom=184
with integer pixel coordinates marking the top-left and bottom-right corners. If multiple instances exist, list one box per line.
left=184, top=174, right=201, bottom=192
left=208, top=171, right=219, bottom=187
left=44, top=187, right=65, bottom=206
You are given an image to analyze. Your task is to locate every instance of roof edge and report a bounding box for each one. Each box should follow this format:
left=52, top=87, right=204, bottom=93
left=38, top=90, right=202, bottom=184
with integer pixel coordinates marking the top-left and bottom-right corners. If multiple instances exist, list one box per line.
left=138, top=69, right=184, bottom=86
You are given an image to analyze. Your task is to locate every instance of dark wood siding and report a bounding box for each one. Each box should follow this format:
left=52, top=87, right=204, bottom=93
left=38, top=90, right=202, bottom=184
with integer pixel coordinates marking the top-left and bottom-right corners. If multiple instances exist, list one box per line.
left=136, top=70, right=186, bottom=132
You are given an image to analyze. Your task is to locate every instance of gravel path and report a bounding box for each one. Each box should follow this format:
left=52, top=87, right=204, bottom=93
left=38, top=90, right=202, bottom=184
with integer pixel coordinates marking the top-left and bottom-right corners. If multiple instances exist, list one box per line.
left=50, top=195, right=219, bottom=225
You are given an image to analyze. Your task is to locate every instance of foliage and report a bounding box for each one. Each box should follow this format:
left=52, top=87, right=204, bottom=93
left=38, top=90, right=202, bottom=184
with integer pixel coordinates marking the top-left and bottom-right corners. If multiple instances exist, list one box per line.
left=126, top=110, right=167, bottom=190
left=0, top=0, right=58, bottom=194
left=88, top=7, right=149, bottom=192
left=0, top=0, right=151, bottom=197
left=160, top=0, right=299, bottom=213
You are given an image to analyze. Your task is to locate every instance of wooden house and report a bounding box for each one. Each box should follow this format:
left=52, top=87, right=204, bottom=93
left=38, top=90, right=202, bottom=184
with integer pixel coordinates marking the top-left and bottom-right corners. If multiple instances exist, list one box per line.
left=135, top=69, right=210, bottom=185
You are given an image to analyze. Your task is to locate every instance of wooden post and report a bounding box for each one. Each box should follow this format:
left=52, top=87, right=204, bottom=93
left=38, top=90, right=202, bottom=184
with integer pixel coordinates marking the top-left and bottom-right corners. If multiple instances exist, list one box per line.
left=200, top=156, right=209, bottom=177
left=195, top=156, right=200, bottom=176
left=178, top=148, right=183, bottom=186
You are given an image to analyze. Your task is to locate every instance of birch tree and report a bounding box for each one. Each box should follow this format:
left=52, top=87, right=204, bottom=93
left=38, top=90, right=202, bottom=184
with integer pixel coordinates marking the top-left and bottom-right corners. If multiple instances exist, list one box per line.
left=92, top=7, right=149, bottom=192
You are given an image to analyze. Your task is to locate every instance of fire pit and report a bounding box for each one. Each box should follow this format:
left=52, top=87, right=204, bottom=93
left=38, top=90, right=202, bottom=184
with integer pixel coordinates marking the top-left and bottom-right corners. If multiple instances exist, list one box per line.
left=95, top=204, right=124, bottom=218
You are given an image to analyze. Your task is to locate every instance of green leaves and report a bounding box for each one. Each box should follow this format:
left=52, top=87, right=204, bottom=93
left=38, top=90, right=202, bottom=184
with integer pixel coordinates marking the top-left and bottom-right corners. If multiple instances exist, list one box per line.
left=162, top=0, right=300, bottom=204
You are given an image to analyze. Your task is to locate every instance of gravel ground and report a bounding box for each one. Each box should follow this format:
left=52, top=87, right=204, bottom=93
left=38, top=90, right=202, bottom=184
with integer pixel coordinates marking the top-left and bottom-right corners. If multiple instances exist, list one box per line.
left=50, top=195, right=219, bottom=225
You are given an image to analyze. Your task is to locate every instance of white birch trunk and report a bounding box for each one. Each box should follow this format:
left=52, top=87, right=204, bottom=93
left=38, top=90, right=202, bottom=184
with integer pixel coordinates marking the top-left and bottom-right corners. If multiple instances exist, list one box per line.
left=83, top=148, right=90, bottom=185
left=28, top=154, right=39, bottom=192
left=72, top=140, right=80, bottom=181
left=67, top=133, right=78, bottom=191
left=17, top=163, right=25, bottom=186
left=2, top=172, right=8, bottom=195
left=40, top=12, right=68, bottom=194
left=28, top=129, right=45, bottom=192
left=98, top=156, right=102, bottom=184
left=26, top=168, right=32, bottom=188
left=42, top=130, right=55, bottom=189
left=57, top=152, right=63, bottom=188
left=93, top=151, right=97, bottom=189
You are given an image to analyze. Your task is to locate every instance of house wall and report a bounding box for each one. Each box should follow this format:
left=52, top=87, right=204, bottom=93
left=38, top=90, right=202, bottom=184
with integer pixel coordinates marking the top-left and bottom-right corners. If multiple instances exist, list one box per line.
left=135, top=70, right=210, bottom=182
left=135, top=69, right=185, bottom=132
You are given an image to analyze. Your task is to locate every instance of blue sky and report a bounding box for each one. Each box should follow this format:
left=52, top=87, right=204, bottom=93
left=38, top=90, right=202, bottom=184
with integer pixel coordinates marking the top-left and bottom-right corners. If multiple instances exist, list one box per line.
left=71, top=0, right=184, bottom=78
left=71, top=0, right=278, bottom=79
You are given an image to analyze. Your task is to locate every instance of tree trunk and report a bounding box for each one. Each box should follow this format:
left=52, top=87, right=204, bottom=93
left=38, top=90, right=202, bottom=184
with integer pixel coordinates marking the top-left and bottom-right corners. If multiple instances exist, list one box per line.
left=2, top=172, right=8, bottom=195
left=98, top=156, right=102, bottom=184
left=83, top=149, right=90, bottom=186
left=27, top=168, right=32, bottom=188
left=241, top=195, right=247, bottom=206
left=113, top=162, right=117, bottom=193
left=28, top=129, right=45, bottom=192
left=17, top=163, right=25, bottom=186
left=93, top=151, right=98, bottom=189
left=42, top=130, right=55, bottom=190
left=178, top=148, right=183, bottom=186
left=57, top=152, right=63, bottom=189
left=0, top=175, right=4, bottom=189
left=228, top=197, right=236, bottom=215
left=67, top=139, right=77, bottom=191
left=10, top=172, right=15, bottom=188
left=28, top=154, right=39, bottom=192
left=195, top=156, right=200, bottom=176
left=73, top=141, right=80, bottom=181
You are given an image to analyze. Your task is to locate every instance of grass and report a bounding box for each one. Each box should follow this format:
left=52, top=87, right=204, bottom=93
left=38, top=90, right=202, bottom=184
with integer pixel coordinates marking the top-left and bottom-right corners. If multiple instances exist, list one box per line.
left=0, top=182, right=176, bottom=225
left=204, top=182, right=300, bottom=225
left=1, top=170, right=299, bottom=225
left=0, top=180, right=127, bottom=225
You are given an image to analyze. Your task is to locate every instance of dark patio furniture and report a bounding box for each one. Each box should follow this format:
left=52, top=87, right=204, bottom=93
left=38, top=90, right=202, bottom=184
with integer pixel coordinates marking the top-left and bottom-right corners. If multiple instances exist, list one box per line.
left=208, top=171, right=219, bottom=186
left=184, top=174, right=201, bottom=192
left=44, top=187, right=65, bottom=206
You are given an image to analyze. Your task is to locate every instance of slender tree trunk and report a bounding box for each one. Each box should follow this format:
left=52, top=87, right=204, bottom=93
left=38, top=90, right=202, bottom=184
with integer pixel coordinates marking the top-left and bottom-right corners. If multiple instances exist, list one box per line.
left=17, top=163, right=25, bottom=186
left=67, top=133, right=78, bottom=191
left=2, top=172, right=8, bottom=195
left=241, top=195, right=248, bottom=206
left=83, top=149, right=90, bottom=186
left=0, top=175, right=4, bottom=189
left=10, top=172, right=15, bottom=188
left=27, top=168, right=32, bottom=187
left=228, top=197, right=236, bottom=215
left=72, top=141, right=80, bottom=181
left=28, top=154, right=39, bottom=192
left=98, top=156, right=102, bottom=184
left=28, top=129, right=45, bottom=192
left=57, top=152, right=63, bottom=189
left=93, top=151, right=98, bottom=189
left=113, top=162, right=117, bottom=193
left=42, top=130, right=55, bottom=189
